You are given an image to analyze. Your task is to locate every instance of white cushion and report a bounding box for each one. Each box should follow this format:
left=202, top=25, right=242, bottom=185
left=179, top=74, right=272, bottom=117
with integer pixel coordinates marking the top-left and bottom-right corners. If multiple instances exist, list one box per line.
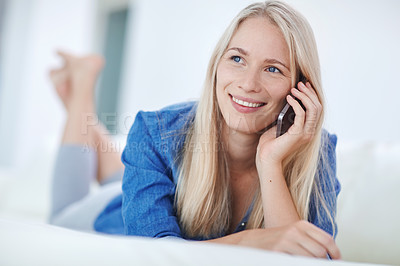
left=0, top=218, right=376, bottom=266
left=336, top=141, right=400, bottom=265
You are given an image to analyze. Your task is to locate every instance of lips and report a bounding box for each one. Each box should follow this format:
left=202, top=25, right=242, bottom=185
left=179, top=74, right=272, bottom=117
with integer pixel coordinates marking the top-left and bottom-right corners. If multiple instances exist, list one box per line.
left=231, top=95, right=265, bottom=108
left=229, top=94, right=266, bottom=113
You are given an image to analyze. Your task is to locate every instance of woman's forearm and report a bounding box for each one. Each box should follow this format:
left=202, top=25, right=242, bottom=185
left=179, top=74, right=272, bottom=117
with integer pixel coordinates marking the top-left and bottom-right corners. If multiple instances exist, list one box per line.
left=258, top=163, right=300, bottom=228
left=204, top=223, right=341, bottom=260
left=205, top=230, right=245, bottom=245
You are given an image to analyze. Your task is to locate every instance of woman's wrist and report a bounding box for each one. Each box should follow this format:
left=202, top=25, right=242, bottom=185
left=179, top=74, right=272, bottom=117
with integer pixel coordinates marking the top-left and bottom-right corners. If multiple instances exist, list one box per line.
left=205, top=230, right=248, bottom=246
left=256, top=159, right=283, bottom=181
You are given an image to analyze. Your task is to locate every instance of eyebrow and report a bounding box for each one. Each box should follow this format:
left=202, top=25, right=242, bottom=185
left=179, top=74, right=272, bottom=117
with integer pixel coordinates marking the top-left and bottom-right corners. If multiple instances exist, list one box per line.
left=226, top=47, right=289, bottom=71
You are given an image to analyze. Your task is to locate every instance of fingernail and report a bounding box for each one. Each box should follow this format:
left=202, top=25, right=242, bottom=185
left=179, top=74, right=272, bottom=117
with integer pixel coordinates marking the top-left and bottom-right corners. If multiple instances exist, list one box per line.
left=298, top=82, right=306, bottom=89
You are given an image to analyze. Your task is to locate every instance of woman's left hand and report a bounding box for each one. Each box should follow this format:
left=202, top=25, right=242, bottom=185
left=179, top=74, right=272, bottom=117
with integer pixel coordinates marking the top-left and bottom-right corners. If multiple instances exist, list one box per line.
left=256, top=82, right=322, bottom=169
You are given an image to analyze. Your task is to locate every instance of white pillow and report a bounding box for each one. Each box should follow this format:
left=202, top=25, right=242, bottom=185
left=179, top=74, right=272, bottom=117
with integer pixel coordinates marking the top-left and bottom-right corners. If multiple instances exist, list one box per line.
left=336, top=141, right=400, bottom=265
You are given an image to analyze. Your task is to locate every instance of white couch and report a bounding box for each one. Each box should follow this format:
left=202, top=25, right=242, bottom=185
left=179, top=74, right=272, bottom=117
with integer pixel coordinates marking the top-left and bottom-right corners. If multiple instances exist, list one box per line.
left=335, top=141, right=400, bottom=265
left=0, top=140, right=399, bottom=265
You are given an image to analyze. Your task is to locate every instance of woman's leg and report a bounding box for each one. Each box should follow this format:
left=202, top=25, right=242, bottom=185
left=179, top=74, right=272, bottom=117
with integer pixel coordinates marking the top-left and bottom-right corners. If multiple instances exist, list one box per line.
left=91, top=122, right=125, bottom=185
left=49, top=52, right=123, bottom=222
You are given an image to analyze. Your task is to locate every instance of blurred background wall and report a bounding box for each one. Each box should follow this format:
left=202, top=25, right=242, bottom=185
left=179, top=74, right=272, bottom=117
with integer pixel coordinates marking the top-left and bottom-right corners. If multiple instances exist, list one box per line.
left=0, top=0, right=399, bottom=172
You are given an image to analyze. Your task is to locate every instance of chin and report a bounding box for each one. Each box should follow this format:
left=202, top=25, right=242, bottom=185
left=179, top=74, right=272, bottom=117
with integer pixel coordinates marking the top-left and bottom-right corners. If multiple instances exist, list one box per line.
left=223, top=113, right=271, bottom=135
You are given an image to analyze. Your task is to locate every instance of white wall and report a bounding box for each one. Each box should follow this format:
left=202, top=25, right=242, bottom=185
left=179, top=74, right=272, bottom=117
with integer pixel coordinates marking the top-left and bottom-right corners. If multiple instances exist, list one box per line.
left=119, top=0, right=250, bottom=134
left=0, top=0, right=97, bottom=170
left=1, top=0, right=400, bottom=172
left=299, top=0, right=400, bottom=142
left=0, top=0, right=32, bottom=167
left=120, top=0, right=400, bottom=142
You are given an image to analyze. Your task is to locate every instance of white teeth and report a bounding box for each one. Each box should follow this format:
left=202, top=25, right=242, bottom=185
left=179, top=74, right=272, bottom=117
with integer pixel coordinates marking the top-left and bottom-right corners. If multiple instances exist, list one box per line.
left=232, top=96, right=263, bottom=108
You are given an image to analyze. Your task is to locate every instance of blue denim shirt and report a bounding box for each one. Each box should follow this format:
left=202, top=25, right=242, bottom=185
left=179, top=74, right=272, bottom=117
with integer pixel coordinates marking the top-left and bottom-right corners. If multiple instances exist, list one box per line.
left=94, top=101, right=341, bottom=239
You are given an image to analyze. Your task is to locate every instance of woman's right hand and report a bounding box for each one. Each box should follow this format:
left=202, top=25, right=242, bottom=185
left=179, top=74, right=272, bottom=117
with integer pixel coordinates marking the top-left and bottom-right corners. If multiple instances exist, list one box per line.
left=209, top=220, right=341, bottom=260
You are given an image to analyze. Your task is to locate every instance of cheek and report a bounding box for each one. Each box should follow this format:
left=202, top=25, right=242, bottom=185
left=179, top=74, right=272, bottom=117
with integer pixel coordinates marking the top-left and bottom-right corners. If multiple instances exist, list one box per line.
left=216, top=65, right=233, bottom=102
left=215, top=71, right=226, bottom=112
left=216, top=65, right=230, bottom=90
left=267, top=79, right=291, bottom=102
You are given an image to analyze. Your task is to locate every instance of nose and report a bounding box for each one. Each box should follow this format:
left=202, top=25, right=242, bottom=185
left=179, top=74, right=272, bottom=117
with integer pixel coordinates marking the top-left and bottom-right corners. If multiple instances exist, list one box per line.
left=238, top=68, right=262, bottom=93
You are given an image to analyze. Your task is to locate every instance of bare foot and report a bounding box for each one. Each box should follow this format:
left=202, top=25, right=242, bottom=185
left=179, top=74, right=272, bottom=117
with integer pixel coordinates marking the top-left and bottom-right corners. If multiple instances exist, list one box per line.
left=57, top=51, right=105, bottom=80
left=49, top=51, right=105, bottom=111
left=50, top=67, right=70, bottom=108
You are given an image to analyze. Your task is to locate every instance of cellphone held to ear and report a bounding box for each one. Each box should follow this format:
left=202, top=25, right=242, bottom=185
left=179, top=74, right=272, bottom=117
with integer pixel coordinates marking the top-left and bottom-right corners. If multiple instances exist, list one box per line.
left=276, top=94, right=306, bottom=138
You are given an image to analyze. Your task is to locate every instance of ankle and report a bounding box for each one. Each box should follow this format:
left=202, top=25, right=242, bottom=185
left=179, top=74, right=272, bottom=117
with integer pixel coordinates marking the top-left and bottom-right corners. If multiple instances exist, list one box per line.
left=66, top=98, right=95, bottom=114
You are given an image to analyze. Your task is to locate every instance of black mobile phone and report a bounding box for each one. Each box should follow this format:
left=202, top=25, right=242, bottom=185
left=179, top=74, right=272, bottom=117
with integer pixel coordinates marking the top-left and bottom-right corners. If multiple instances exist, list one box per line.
left=276, top=94, right=306, bottom=138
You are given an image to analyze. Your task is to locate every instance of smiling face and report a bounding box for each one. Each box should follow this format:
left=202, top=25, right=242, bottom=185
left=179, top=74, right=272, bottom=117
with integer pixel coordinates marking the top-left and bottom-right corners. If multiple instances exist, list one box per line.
left=216, top=17, right=292, bottom=135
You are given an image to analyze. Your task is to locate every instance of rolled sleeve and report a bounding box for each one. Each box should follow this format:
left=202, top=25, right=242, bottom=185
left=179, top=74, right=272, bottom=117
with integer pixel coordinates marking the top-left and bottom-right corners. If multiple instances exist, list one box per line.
left=121, top=111, right=183, bottom=238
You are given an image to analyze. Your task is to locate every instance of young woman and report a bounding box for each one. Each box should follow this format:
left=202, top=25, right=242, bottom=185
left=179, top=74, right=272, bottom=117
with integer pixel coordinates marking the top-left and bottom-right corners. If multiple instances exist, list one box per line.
left=50, top=1, right=341, bottom=259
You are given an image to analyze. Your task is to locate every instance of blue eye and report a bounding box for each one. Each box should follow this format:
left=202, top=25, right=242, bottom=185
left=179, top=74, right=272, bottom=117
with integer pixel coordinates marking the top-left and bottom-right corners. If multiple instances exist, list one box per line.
left=266, top=66, right=280, bottom=73
left=231, top=56, right=242, bottom=63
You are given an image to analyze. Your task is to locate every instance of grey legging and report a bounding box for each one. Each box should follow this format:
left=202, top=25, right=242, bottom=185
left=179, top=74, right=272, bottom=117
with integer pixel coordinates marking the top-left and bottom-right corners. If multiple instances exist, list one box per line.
left=49, top=144, right=123, bottom=232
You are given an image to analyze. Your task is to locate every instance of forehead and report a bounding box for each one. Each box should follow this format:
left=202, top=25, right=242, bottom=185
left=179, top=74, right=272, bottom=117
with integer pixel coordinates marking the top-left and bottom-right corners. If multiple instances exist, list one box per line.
left=228, top=17, right=290, bottom=63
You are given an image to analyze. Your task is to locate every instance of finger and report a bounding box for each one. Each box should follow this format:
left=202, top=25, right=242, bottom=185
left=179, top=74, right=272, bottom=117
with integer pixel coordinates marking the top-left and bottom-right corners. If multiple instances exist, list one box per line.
left=303, top=223, right=342, bottom=260
left=49, top=68, right=66, bottom=84
left=286, top=94, right=305, bottom=132
left=57, top=50, right=77, bottom=63
left=291, top=87, right=316, bottom=114
left=298, top=82, right=320, bottom=106
left=301, top=82, right=322, bottom=117
left=299, top=82, right=322, bottom=121
left=269, top=226, right=316, bottom=257
left=297, top=231, right=331, bottom=258
left=57, top=50, right=72, bottom=58
left=284, top=242, right=315, bottom=257
left=311, top=236, right=341, bottom=260
left=291, top=87, right=320, bottom=136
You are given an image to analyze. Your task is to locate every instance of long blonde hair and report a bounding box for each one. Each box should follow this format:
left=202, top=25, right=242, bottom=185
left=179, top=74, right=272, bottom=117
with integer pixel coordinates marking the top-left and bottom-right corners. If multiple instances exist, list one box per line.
left=176, top=1, right=336, bottom=239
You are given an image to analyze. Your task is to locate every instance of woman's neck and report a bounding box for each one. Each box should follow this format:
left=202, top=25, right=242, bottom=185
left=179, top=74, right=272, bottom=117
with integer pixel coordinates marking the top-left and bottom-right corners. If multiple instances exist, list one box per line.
left=222, top=124, right=260, bottom=174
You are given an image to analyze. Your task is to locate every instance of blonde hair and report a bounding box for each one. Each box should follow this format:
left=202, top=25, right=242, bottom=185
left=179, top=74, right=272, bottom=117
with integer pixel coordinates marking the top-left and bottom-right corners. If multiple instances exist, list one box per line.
left=176, top=1, right=336, bottom=238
